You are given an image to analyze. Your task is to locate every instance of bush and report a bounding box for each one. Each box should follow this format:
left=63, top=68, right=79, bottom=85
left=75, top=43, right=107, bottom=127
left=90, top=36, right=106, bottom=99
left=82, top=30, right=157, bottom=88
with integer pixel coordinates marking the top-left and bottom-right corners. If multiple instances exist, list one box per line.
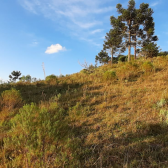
left=1, top=88, right=22, bottom=110
left=126, top=62, right=139, bottom=71
left=80, top=69, right=89, bottom=74
left=103, top=71, right=116, bottom=81
left=45, top=74, right=58, bottom=85
left=3, top=103, right=74, bottom=167
left=118, top=55, right=127, bottom=62
left=141, top=61, right=154, bottom=73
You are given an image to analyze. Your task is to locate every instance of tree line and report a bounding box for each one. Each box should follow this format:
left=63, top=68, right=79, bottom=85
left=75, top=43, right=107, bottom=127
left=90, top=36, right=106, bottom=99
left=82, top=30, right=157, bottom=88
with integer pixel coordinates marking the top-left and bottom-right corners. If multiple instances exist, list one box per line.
left=8, top=71, right=37, bottom=83
left=96, top=0, right=161, bottom=66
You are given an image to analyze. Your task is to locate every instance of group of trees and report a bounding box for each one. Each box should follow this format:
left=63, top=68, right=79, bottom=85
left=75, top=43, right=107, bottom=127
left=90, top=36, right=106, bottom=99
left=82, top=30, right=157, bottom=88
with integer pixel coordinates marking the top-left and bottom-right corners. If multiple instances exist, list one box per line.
left=96, top=0, right=159, bottom=66
left=9, top=71, right=37, bottom=83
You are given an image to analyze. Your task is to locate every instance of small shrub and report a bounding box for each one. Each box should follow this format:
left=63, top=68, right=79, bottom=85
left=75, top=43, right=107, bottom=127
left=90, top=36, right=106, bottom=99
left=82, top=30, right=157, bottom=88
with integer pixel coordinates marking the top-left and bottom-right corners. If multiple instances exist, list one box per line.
left=118, top=55, right=127, bottom=62
left=35, top=80, right=46, bottom=87
left=159, top=109, right=168, bottom=124
left=1, top=88, right=22, bottom=110
left=126, top=62, right=139, bottom=70
left=45, top=74, right=58, bottom=85
left=141, top=61, right=154, bottom=73
left=157, top=99, right=167, bottom=108
left=59, top=74, right=64, bottom=78
left=80, top=69, right=88, bottom=74
left=103, top=71, right=116, bottom=81
left=88, top=64, right=96, bottom=72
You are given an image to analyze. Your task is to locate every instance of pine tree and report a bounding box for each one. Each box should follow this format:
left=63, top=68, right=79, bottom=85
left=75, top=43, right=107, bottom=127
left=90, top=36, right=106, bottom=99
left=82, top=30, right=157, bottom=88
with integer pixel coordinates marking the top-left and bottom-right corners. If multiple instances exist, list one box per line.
left=136, top=3, right=158, bottom=59
left=103, top=28, right=123, bottom=66
left=111, top=0, right=158, bottom=61
left=9, top=71, right=21, bottom=82
left=141, top=42, right=160, bottom=59
left=95, top=50, right=110, bottom=65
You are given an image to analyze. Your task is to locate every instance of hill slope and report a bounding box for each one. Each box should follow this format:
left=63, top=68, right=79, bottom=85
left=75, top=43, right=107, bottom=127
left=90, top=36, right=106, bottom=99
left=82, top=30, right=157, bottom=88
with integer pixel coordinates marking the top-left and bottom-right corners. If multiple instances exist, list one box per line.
left=1, top=56, right=168, bottom=167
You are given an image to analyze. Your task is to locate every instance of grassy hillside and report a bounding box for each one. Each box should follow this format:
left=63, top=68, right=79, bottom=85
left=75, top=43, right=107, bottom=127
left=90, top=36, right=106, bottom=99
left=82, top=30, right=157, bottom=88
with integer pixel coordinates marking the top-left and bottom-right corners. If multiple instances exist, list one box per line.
left=1, top=56, right=168, bottom=167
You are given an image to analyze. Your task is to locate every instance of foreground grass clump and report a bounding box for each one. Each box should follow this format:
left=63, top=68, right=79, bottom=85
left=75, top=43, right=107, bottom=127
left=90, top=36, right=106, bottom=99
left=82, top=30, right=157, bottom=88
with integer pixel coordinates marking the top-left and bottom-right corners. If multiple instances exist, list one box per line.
left=2, top=56, right=168, bottom=167
left=1, top=88, right=22, bottom=111
left=103, top=71, right=116, bottom=81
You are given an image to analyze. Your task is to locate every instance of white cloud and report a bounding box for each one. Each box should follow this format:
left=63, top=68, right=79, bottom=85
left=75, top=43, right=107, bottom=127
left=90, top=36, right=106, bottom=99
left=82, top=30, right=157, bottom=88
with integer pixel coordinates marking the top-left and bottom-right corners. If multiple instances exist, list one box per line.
left=90, top=29, right=103, bottom=34
left=45, top=44, right=66, bottom=54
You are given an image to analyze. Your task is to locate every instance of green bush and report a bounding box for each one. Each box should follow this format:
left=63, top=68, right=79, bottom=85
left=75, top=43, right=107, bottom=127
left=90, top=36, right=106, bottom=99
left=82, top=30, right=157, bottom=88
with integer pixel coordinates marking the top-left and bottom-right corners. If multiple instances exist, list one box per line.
left=103, top=71, right=116, bottom=81
left=3, top=103, right=73, bottom=167
left=118, top=55, right=127, bottom=62
left=1, top=88, right=22, bottom=110
left=141, top=61, right=154, bottom=73
left=45, top=74, right=58, bottom=85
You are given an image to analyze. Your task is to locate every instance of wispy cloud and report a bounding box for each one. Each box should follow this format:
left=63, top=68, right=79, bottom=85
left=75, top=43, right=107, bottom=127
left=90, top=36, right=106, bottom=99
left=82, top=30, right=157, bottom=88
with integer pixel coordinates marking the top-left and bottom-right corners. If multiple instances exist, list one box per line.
left=100, top=36, right=105, bottom=39
left=80, top=37, right=101, bottom=47
left=19, top=0, right=37, bottom=14
left=45, top=44, right=66, bottom=54
left=90, top=29, right=103, bottom=35
left=150, top=1, right=159, bottom=7
left=73, top=20, right=102, bottom=29
left=18, top=0, right=114, bottom=46
left=30, top=40, right=38, bottom=47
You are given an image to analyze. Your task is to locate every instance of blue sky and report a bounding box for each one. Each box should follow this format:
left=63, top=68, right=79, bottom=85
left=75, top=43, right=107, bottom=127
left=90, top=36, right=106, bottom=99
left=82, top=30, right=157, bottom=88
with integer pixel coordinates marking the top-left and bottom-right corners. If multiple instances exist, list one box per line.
left=0, top=0, right=167, bottom=82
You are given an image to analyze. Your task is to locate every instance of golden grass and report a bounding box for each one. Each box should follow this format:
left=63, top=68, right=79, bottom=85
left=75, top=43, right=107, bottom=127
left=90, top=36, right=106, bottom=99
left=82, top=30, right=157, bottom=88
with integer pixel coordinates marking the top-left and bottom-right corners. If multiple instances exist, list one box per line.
left=1, top=56, right=168, bottom=167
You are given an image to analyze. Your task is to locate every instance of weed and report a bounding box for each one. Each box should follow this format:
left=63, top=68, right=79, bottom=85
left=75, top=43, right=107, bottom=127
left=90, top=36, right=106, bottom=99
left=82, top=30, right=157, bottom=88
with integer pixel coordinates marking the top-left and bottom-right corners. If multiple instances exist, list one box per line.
left=157, top=98, right=167, bottom=108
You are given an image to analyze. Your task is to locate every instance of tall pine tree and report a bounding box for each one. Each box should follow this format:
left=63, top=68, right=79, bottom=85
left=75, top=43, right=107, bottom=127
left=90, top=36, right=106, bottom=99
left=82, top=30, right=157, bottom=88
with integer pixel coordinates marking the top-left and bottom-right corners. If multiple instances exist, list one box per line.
left=111, top=0, right=158, bottom=61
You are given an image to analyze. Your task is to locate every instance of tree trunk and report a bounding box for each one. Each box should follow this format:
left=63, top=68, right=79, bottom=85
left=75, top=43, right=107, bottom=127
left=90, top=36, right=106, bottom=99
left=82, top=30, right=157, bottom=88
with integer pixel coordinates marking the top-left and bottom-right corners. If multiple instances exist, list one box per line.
left=134, top=36, right=136, bottom=60
left=111, top=48, right=113, bottom=67
left=128, top=20, right=131, bottom=62
left=134, top=45, right=136, bottom=60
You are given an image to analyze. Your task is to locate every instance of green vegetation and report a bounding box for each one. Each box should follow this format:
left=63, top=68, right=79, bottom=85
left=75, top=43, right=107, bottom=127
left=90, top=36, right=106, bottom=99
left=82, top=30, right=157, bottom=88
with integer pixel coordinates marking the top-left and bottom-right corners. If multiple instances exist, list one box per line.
left=103, top=71, right=116, bottom=81
left=1, top=88, right=22, bottom=111
left=95, top=50, right=110, bottom=65
left=45, top=74, right=59, bottom=85
left=9, top=71, right=22, bottom=82
left=1, top=0, right=167, bottom=167
left=97, top=0, right=159, bottom=65
left=1, top=56, right=168, bottom=167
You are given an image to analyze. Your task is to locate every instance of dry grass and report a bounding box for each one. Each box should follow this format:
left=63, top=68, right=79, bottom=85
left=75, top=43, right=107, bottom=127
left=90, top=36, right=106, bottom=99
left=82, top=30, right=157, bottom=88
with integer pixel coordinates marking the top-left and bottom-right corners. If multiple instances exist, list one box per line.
left=1, top=56, right=168, bottom=167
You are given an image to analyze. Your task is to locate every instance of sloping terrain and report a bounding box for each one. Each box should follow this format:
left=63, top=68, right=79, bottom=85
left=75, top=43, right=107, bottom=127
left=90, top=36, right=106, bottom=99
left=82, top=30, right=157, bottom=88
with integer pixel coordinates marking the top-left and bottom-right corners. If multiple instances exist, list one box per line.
left=1, top=56, right=168, bottom=167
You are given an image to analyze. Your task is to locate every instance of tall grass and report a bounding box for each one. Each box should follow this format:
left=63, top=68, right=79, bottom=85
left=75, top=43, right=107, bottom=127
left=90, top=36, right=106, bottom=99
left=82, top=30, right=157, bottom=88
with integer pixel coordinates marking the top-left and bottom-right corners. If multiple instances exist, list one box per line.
left=1, top=56, right=168, bottom=167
